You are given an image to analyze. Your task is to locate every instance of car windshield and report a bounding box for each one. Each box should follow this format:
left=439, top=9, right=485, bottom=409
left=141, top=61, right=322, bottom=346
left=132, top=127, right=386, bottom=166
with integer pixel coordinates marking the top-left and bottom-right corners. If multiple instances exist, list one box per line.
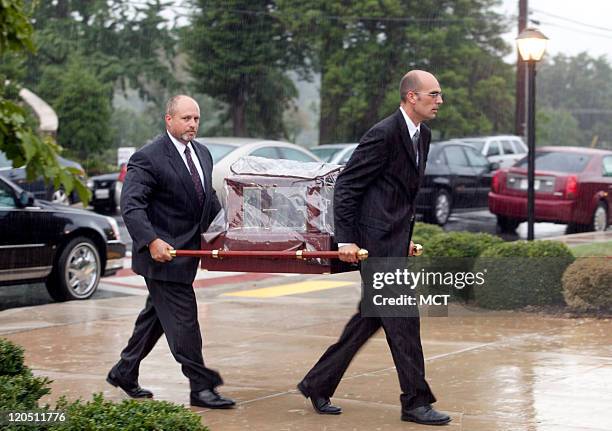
left=462, top=140, right=485, bottom=152
left=202, top=143, right=237, bottom=164
left=310, top=147, right=344, bottom=162
left=0, top=151, right=12, bottom=168
left=515, top=151, right=592, bottom=173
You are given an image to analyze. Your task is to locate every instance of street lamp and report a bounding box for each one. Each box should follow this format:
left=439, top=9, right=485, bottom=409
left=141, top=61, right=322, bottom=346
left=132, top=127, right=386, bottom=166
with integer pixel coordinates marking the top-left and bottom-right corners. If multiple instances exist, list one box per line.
left=516, top=28, right=548, bottom=240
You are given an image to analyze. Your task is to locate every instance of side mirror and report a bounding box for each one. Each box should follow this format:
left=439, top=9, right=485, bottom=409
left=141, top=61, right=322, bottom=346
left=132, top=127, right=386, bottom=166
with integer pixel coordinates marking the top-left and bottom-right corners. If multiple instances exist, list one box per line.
left=18, top=190, right=35, bottom=207
left=489, top=162, right=500, bottom=172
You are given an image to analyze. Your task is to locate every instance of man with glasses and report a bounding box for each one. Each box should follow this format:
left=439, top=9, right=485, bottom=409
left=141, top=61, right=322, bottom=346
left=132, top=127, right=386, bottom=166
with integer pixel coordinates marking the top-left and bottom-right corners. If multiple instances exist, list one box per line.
left=297, top=70, right=450, bottom=426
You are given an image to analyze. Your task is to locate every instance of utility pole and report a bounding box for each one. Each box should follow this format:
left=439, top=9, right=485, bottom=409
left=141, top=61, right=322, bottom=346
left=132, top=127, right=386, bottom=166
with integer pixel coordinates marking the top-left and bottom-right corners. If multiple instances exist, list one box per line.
left=515, top=0, right=528, bottom=137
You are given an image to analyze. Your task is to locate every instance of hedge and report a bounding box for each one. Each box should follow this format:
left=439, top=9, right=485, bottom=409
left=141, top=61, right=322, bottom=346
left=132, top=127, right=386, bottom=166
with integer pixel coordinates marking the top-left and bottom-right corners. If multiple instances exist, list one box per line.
left=474, top=240, right=575, bottom=309
left=562, top=258, right=612, bottom=312
left=415, top=231, right=503, bottom=301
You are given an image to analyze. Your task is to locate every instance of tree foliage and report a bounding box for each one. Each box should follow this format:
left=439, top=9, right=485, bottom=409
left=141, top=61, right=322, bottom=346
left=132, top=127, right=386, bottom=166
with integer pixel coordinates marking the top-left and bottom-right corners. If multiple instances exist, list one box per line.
left=278, top=0, right=513, bottom=143
left=0, top=0, right=89, bottom=203
left=21, top=0, right=178, bottom=159
left=537, top=52, right=612, bottom=148
left=184, top=0, right=308, bottom=138
left=536, top=108, right=582, bottom=147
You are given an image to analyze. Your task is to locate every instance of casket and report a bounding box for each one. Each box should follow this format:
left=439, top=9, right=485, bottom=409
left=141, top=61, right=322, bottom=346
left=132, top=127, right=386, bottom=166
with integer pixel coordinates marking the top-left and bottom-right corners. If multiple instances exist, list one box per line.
left=201, top=157, right=355, bottom=274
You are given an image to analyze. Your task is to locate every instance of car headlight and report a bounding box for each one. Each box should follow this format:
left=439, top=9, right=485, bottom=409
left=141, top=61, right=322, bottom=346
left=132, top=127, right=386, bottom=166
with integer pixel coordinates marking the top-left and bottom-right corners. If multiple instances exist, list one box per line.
left=105, top=215, right=121, bottom=241
left=87, top=179, right=94, bottom=189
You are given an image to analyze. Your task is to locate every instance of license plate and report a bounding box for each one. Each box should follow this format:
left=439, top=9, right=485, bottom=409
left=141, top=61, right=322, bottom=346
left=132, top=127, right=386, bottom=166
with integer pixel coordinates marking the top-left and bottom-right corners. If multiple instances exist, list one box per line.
left=95, top=188, right=110, bottom=199
left=519, top=179, right=540, bottom=190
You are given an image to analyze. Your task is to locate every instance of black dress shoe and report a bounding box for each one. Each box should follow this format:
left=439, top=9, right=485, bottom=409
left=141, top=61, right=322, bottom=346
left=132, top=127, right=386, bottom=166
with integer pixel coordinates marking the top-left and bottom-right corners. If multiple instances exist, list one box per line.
left=401, top=405, right=451, bottom=425
left=190, top=389, right=235, bottom=409
left=297, top=381, right=342, bottom=415
left=106, top=370, right=153, bottom=398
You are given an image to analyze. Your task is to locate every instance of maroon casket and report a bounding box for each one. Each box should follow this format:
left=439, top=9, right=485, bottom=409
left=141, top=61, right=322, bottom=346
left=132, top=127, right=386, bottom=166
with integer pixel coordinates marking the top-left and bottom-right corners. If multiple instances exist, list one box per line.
left=200, top=157, right=355, bottom=274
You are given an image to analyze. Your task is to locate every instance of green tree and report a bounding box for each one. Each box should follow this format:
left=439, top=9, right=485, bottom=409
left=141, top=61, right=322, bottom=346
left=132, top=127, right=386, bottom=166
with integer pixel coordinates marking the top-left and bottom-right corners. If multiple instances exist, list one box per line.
left=183, top=0, right=308, bottom=138
left=0, top=0, right=89, bottom=203
left=55, top=60, right=113, bottom=160
left=537, top=52, right=612, bottom=148
left=21, top=0, right=179, bottom=159
left=279, top=0, right=513, bottom=143
left=536, top=108, right=582, bottom=147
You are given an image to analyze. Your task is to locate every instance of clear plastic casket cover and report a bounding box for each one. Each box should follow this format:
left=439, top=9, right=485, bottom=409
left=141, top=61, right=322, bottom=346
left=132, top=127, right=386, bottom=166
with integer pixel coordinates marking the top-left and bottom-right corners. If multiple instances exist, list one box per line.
left=204, top=156, right=343, bottom=253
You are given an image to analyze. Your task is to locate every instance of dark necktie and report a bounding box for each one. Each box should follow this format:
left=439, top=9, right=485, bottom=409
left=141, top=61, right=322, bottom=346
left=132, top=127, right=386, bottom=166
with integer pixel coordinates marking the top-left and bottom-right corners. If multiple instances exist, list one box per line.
left=184, top=145, right=205, bottom=206
left=412, top=129, right=420, bottom=165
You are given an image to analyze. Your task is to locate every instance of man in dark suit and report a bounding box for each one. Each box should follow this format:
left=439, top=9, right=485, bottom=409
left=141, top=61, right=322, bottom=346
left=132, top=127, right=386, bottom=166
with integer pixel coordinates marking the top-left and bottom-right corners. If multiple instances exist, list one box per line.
left=107, top=95, right=234, bottom=409
left=297, top=71, right=451, bottom=425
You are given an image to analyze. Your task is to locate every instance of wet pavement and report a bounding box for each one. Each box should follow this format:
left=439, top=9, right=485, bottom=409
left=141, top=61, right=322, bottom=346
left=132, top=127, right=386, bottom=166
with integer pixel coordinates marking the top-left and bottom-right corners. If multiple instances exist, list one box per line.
left=1, top=270, right=611, bottom=431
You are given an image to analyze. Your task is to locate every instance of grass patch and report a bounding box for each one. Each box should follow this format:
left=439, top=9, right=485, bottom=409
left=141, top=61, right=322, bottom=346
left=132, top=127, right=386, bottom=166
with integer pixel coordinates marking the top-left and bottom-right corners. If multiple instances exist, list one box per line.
left=570, top=241, right=612, bottom=257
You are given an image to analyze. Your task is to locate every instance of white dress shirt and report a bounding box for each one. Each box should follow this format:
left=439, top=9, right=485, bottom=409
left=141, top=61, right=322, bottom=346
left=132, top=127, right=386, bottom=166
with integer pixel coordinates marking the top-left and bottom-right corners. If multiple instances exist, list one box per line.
left=399, top=106, right=421, bottom=140
left=167, top=131, right=205, bottom=187
left=338, top=108, right=420, bottom=248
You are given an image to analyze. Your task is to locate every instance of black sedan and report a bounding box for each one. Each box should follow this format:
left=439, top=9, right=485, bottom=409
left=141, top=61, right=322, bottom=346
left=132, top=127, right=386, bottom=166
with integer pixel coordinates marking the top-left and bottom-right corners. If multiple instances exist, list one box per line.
left=416, top=140, right=498, bottom=225
left=0, top=176, right=126, bottom=301
left=88, top=163, right=126, bottom=214
left=0, top=150, right=86, bottom=205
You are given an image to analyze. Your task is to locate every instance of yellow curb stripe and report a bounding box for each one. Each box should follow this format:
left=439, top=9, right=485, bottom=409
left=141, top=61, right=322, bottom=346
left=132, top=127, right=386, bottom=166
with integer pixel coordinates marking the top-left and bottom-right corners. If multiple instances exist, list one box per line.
left=223, top=280, right=353, bottom=298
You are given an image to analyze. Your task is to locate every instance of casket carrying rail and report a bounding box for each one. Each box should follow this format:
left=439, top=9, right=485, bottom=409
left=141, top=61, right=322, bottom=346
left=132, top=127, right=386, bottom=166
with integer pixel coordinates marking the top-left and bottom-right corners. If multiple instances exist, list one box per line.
left=200, top=157, right=356, bottom=274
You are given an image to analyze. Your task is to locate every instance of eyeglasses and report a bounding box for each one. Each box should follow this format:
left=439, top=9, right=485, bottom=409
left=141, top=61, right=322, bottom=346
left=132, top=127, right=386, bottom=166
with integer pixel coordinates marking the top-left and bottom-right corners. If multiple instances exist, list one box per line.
left=412, top=91, right=443, bottom=99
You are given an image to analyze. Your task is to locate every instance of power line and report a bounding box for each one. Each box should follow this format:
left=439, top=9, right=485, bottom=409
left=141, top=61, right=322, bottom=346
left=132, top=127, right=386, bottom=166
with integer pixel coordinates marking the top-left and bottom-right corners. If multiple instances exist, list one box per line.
left=531, top=8, right=612, bottom=33
left=536, top=20, right=612, bottom=41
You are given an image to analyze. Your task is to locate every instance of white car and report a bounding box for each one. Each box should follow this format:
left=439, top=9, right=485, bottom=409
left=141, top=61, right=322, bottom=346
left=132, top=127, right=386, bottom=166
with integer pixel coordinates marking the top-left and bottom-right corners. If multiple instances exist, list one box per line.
left=309, top=143, right=358, bottom=165
left=458, top=135, right=527, bottom=168
left=195, top=137, right=321, bottom=199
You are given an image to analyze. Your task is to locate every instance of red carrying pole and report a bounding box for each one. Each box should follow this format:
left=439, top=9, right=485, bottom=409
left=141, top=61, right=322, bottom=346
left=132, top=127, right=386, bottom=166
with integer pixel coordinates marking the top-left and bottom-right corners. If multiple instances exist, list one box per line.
left=169, top=244, right=424, bottom=259
left=169, top=249, right=369, bottom=260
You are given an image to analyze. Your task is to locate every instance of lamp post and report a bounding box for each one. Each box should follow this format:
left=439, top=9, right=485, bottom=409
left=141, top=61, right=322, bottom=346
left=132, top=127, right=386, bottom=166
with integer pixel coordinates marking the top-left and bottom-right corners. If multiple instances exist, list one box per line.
left=516, top=28, right=548, bottom=240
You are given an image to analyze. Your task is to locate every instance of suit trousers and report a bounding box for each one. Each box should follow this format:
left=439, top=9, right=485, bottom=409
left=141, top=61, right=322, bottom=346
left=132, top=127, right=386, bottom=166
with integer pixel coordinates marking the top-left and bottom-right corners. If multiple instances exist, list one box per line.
left=113, top=277, right=222, bottom=392
left=301, top=305, right=436, bottom=410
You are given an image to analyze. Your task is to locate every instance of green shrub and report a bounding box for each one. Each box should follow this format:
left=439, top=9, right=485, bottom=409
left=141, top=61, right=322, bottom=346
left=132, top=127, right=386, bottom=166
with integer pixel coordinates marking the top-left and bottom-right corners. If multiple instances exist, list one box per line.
left=416, top=232, right=503, bottom=301
left=50, top=394, right=209, bottom=431
left=474, top=240, right=575, bottom=309
left=425, top=231, right=503, bottom=258
left=0, top=370, right=52, bottom=411
left=0, top=338, right=26, bottom=376
left=411, top=222, right=445, bottom=249
left=0, top=338, right=53, bottom=431
left=562, top=258, right=612, bottom=312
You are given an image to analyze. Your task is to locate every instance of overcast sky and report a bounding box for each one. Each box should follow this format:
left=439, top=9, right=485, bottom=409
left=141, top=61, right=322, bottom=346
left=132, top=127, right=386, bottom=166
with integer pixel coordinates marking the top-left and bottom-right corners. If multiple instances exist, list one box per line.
left=498, top=0, right=612, bottom=62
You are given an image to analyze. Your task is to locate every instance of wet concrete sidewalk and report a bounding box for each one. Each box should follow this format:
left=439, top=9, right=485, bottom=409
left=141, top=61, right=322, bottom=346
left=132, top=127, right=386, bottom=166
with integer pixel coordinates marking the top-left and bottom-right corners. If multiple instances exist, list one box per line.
left=546, top=229, right=612, bottom=247
left=1, top=271, right=611, bottom=431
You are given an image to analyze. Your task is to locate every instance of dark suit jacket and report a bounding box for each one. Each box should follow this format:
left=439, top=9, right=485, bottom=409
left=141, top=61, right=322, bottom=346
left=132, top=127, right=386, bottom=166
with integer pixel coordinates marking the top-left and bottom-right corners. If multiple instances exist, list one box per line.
left=334, top=109, right=430, bottom=258
left=121, top=133, right=221, bottom=284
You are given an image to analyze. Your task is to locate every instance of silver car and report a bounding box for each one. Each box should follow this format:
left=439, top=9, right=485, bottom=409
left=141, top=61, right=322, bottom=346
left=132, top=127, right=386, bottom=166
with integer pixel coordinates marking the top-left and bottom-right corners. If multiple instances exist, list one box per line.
left=309, top=143, right=358, bottom=165
left=457, top=135, right=527, bottom=169
left=195, top=137, right=321, bottom=199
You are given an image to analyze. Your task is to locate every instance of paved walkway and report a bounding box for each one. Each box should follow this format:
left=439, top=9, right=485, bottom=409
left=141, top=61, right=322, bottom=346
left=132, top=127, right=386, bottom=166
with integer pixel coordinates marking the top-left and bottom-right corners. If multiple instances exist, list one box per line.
left=546, top=229, right=612, bottom=247
left=1, top=270, right=611, bottom=431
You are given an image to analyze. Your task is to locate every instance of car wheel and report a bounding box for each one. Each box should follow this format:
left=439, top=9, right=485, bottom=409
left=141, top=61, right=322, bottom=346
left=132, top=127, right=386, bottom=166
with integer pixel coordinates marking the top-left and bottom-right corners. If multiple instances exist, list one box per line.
left=496, top=215, right=520, bottom=233
left=424, top=189, right=452, bottom=225
left=46, top=237, right=102, bottom=301
left=591, top=202, right=609, bottom=232
left=51, top=188, right=71, bottom=205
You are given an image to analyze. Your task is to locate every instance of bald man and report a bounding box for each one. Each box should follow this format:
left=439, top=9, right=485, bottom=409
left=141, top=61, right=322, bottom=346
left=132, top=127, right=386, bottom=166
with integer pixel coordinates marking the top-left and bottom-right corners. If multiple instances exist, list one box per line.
left=297, top=71, right=451, bottom=425
left=107, top=95, right=234, bottom=409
